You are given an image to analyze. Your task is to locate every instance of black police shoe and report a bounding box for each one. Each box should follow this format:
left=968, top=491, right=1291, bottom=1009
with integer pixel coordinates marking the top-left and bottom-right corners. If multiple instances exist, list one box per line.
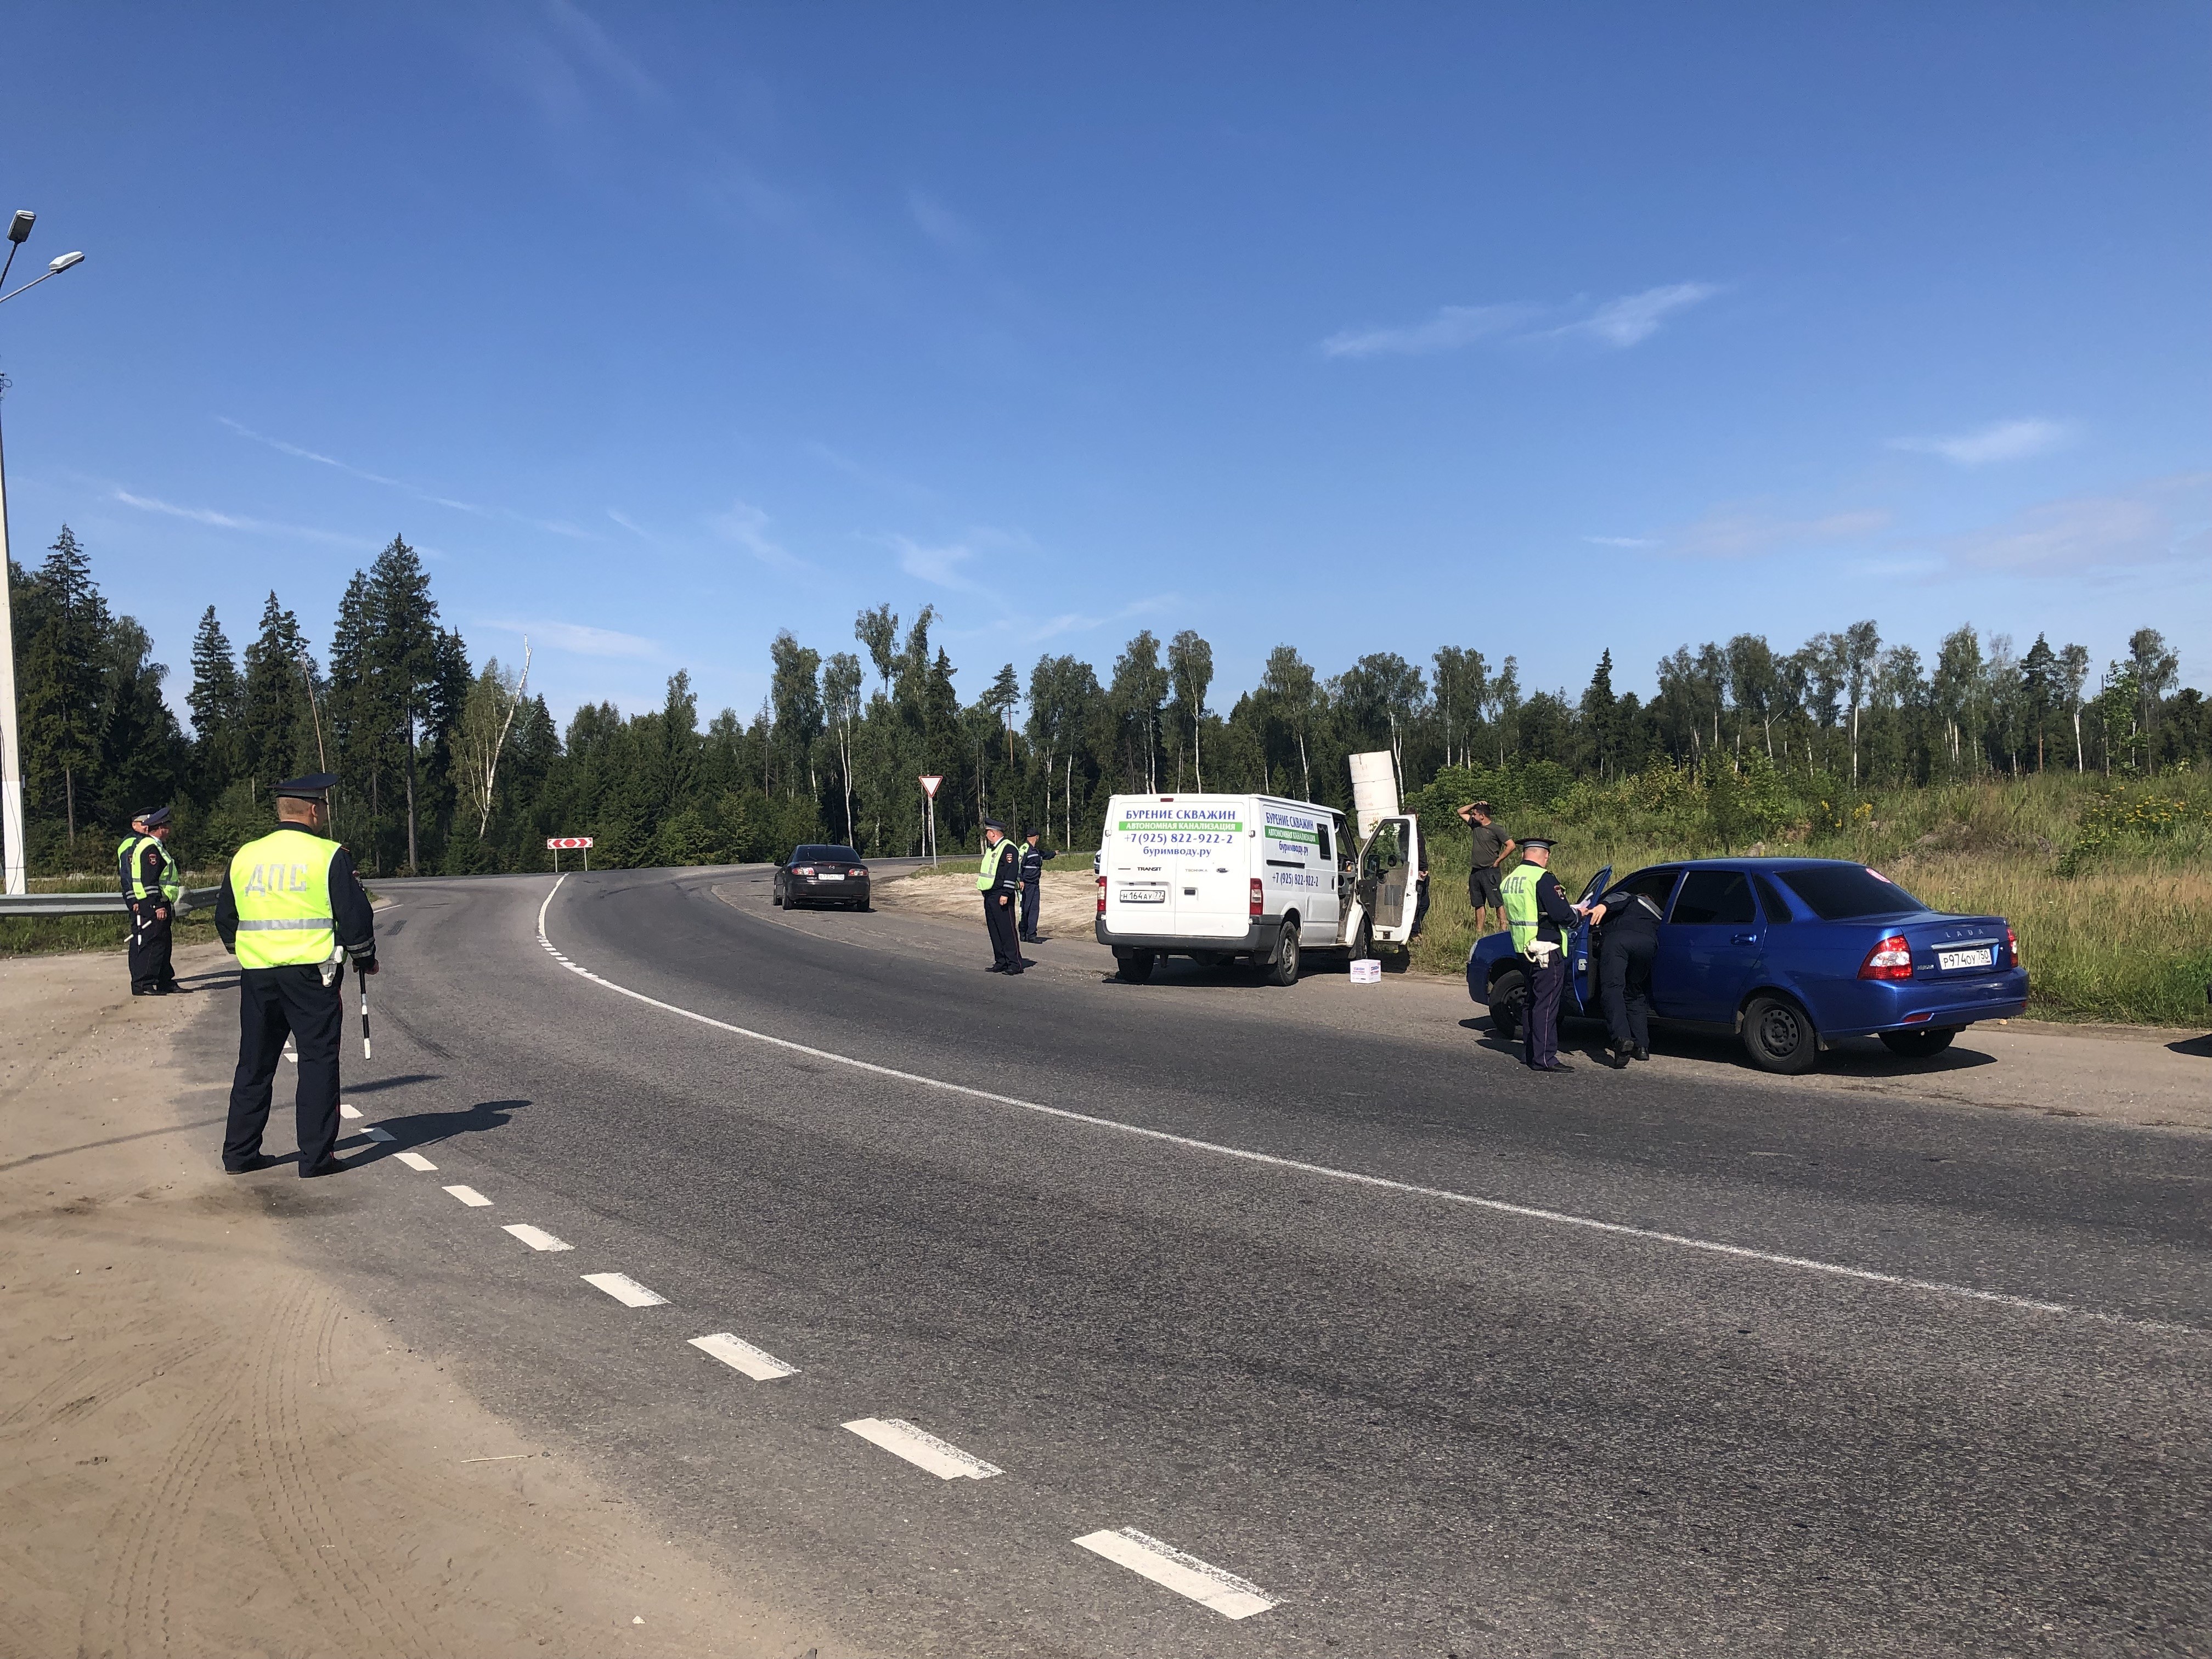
left=299, top=1156, right=349, bottom=1179
left=225, top=1153, right=278, bottom=1173
left=1633, top=1046, right=1651, bottom=1061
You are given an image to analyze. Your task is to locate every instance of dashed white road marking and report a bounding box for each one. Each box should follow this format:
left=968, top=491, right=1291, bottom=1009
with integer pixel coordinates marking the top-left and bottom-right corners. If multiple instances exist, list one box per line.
left=582, top=1271, right=668, bottom=1308
left=843, top=1417, right=1002, bottom=1480
left=362, top=1126, right=396, bottom=1143
left=443, top=1184, right=493, bottom=1207
left=339, top=1103, right=362, bottom=1120
left=393, top=1150, right=438, bottom=1171
left=689, top=1331, right=798, bottom=1380
left=503, top=1223, right=573, bottom=1252
left=1074, top=1528, right=1275, bottom=1620
left=534, top=873, right=2188, bottom=1336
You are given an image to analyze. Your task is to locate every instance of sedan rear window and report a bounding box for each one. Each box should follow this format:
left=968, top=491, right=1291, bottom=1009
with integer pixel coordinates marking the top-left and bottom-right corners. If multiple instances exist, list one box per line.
left=1776, top=865, right=1925, bottom=920
left=795, top=845, right=862, bottom=863
left=1670, top=870, right=1756, bottom=926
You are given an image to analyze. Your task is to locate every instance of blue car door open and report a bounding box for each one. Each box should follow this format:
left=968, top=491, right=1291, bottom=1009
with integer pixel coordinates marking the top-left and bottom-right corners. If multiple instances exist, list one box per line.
left=1658, top=868, right=1763, bottom=1022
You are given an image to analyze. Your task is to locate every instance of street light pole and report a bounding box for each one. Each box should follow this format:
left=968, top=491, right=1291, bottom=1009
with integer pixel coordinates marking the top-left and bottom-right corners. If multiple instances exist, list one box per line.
left=0, top=209, right=86, bottom=895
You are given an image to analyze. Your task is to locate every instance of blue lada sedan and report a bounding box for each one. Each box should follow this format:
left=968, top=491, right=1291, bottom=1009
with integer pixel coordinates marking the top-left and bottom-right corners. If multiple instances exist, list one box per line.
left=1465, top=857, right=2028, bottom=1074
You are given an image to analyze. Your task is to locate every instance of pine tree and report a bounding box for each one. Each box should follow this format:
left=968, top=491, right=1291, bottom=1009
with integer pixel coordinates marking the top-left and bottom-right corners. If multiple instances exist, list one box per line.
left=15, top=526, right=111, bottom=846
left=239, top=591, right=317, bottom=797
left=187, top=606, right=244, bottom=797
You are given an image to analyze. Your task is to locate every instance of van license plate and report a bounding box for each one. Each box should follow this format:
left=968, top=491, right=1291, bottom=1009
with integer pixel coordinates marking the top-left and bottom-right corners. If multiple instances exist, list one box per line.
left=1937, top=947, right=1991, bottom=970
left=1121, top=889, right=1165, bottom=904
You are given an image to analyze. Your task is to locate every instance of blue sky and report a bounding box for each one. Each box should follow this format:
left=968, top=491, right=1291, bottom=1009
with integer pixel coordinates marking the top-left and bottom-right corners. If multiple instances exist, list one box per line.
left=4, top=3, right=2207, bottom=726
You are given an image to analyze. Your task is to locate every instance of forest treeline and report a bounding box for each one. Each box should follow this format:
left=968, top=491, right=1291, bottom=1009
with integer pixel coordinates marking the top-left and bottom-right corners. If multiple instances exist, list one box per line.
left=8, top=523, right=2209, bottom=877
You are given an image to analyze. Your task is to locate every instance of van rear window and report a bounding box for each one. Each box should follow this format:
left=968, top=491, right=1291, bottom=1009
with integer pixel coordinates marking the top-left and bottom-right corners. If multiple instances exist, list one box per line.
left=1776, top=865, right=1925, bottom=920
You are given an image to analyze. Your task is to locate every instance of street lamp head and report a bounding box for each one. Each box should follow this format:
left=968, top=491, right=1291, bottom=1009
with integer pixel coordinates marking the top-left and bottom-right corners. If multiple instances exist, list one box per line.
left=47, top=251, right=83, bottom=274
left=7, top=212, right=32, bottom=245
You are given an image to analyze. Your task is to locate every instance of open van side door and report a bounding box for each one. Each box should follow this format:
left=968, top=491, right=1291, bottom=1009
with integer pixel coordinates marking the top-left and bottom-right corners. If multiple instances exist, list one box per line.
left=1571, top=865, right=1611, bottom=1010
left=1367, top=815, right=1423, bottom=946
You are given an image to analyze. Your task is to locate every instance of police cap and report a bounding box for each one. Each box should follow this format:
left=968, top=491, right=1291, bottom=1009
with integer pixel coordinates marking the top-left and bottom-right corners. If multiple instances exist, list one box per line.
left=1520, top=837, right=1556, bottom=853
left=141, top=805, right=173, bottom=827
left=274, top=772, right=340, bottom=799
left=981, top=817, right=1006, bottom=832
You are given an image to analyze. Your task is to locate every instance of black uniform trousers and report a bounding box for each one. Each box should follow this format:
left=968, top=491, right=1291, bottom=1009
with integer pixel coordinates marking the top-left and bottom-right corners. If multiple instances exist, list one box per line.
left=1019, top=880, right=1042, bottom=941
left=1599, top=930, right=1657, bottom=1054
left=984, top=892, right=1023, bottom=970
left=225, top=964, right=345, bottom=1174
left=1523, top=951, right=1565, bottom=1068
left=128, top=901, right=174, bottom=992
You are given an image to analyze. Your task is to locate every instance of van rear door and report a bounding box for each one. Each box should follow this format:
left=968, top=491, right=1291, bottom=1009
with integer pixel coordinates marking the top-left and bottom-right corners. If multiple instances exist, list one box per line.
left=1110, top=796, right=1247, bottom=939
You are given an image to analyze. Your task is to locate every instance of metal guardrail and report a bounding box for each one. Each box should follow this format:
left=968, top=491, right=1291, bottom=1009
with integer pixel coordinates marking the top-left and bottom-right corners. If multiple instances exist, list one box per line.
left=0, top=885, right=221, bottom=917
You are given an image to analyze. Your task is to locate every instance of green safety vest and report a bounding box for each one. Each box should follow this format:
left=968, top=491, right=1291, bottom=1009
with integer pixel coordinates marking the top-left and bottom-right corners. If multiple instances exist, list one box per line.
left=1501, top=860, right=1550, bottom=957
left=119, top=834, right=182, bottom=905
left=976, top=837, right=1011, bottom=893
left=229, top=826, right=342, bottom=969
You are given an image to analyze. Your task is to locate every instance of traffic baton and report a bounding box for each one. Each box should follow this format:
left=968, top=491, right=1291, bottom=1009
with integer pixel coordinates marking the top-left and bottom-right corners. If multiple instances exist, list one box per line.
left=360, top=971, right=373, bottom=1060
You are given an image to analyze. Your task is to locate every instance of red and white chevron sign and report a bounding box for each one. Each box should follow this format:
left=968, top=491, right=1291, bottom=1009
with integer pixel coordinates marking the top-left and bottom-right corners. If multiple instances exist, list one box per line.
left=545, top=837, right=594, bottom=850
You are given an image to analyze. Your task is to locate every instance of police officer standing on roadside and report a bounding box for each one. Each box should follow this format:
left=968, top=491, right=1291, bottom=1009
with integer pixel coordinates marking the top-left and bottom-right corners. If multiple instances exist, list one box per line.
left=1500, top=837, right=1580, bottom=1072
left=215, top=774, right=377, bottom=1177
left=1018, top=828, right=1056, bottom=943
left=119, top=806, right=186, bottom=996
left=1581, top=879, right=1661, bottom=1068
left=977, top=818, right=1024, bottom=974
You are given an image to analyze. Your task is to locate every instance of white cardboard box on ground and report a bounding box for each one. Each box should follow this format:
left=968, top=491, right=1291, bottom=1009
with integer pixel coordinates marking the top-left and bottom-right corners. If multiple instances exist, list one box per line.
left=1350, top=958, right=1382, bottom=984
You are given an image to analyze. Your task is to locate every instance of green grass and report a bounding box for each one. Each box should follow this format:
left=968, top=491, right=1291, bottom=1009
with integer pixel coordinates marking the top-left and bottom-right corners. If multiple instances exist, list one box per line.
left=1409, top=775, right=2212, bottom=1028
left=1, top=868, right=225, bottom=958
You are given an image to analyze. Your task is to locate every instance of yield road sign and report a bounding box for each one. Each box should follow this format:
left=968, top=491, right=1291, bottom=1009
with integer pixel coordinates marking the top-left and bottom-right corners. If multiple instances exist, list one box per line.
left=919, top=776, right=943, bottom=798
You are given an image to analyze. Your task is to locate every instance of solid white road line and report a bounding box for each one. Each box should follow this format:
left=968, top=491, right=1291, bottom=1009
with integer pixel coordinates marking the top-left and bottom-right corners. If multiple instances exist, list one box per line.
left=582, top=1271, right=668, bottom=1308
left=503, top=1223, right=573, bottom=1252
left=362, top=1126, right=397, bottom=1142
left=532, top=872, right=2188, bottom=1337
left=393, top=1150, right=438, bottom=1171
left=443, top=1184, right=493, bottom=1207
left=688, top=1331, right=798, bottom=1380
left=1074, top=1528, right=1275, bottom=1620
left=843, top=1418, right=1002, bottom=1480
left=339, top=1103, right=362, bottom=1120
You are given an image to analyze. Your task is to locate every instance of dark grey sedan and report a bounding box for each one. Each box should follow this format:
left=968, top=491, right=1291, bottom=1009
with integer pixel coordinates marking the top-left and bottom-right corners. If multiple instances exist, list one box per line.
left=773, top=844, right=872, bottom=911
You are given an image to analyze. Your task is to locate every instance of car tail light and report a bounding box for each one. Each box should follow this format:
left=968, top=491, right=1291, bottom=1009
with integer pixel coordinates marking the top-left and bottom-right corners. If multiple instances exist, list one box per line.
left=1097, top=876, right=1107, bottom=916
left=793, top=865, right=815, bottom=877
left=2006, top=926, right=2021, bottom=969
left=1250, top=878, right=1264, bottom=918
left=849, top=866, right=865, bottom=876
left=1859, top=933, right=1913, bottom=980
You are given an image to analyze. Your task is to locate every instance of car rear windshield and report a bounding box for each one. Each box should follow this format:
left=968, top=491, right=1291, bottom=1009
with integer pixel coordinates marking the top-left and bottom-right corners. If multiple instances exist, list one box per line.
left=1776, top=865, right=1925, bottom=920
left=796, top=846, right=862, bottom=863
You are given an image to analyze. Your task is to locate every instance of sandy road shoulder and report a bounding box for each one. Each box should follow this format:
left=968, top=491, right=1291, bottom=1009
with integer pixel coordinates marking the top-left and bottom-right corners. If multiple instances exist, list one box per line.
left=0, top=944, right=847, bottom=1659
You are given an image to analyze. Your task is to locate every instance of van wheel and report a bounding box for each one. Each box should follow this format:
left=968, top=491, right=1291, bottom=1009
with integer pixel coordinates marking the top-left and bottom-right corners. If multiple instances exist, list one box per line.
left=1488, top=967, right=1528, bottom=1043
left=1743, top=995, right=1820, bottom=1074
left=1266, top=921, right=1301, bottom=986
left=1116, top=951, right=1156, bottom=984
left=1880, top=1027, right=1957, bottom=1059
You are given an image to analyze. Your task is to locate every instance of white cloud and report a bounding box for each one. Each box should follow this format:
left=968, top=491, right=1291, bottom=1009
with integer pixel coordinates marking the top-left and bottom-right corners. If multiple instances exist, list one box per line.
left=483, top=618, right=661, bottom=658
left=1320, top=304, right=1537, bottom=359
left=1584, top=534, right=1655, bottom=548
left=110, top=488, right=375, bottom=549
left=707, top=499, right=809, bottom=572
left=886, top=532, right=981, bottom=591
left=1944, top=489, right=2198, bottom=575
left=1666, top=505, right=1891, bottom=561
left=906, top=189, right=973, bottom=251
left=1322, top=283, right=1717, bottom=359
left=1550, top=283, right=1719, bottom=348
left=1892, top=417, right=2077, bottom=466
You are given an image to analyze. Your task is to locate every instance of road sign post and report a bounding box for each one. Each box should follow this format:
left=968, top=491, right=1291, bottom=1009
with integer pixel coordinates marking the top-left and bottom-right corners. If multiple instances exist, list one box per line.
left=919, top=775, right=943, bottom=867
left=547, top=835, right=594, bottom=873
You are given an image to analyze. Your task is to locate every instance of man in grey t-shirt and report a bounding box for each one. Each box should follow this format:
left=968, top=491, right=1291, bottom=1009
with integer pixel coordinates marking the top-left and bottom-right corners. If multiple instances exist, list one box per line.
left=1456, top=800, right=1516, bottom=938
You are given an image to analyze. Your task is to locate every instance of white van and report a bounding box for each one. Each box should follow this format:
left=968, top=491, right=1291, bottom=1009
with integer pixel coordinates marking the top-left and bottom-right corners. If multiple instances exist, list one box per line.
left=1093, top=790, right=1423, bottom=984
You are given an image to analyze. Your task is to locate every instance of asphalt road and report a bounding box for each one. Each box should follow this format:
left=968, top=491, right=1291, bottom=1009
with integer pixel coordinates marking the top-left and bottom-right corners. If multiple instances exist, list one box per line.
left=188, top=864, right=2212, bottom=1657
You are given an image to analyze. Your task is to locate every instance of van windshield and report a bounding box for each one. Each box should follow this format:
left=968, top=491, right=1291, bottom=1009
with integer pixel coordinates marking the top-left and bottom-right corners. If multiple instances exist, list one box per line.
left=1776, top=865, right=1925, bottom=920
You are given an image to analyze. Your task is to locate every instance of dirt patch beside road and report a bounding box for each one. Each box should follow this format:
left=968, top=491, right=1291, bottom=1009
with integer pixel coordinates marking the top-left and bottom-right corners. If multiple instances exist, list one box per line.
left=0, top=945, right=848, bottom=1659
left=873, top=864, right=1099, bottom=933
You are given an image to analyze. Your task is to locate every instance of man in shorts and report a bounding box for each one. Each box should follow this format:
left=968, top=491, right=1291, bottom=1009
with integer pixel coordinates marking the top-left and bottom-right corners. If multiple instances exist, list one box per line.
left=1457, top=799, right=1516, bottom=938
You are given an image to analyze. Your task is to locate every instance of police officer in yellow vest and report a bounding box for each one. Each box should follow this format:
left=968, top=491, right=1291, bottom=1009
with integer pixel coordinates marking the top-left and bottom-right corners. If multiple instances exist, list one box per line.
left=977, top=817, right=1024, bottom=974
left=213, top=774, right=378, bottom=1177
left=117, top=806, right=186, bottom=995
left=1500, top=837, right=1581, bottom=1073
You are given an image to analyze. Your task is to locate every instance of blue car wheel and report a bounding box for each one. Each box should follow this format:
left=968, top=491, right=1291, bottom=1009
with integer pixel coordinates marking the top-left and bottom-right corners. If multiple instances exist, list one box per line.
left=1742, top=994, right=1819, bottom=1074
